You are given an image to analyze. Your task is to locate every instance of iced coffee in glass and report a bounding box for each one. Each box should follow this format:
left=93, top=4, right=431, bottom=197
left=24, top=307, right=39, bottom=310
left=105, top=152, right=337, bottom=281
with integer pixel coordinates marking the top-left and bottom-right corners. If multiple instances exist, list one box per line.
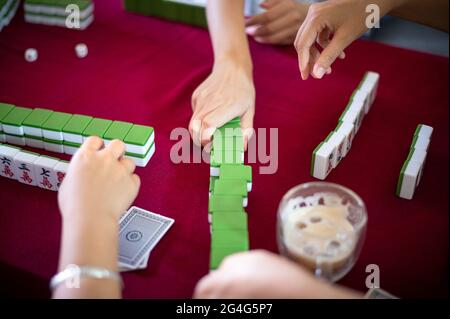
left=277, top=182, right=367, bottom=282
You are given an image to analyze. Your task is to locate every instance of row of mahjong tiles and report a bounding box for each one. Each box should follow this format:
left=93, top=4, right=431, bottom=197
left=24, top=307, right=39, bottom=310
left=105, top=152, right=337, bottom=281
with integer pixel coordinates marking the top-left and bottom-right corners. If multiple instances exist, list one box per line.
left=0, top=0, right=19, bottom=31
left=24, top=0, right=94, bottom=29
left=124, top=0, right=207, bottom=28
left=208, top=118, right=252, bottom=270
left=0, top=142, right=69, bottom=191
left=0, top=103, right=155, bottom=167
left=396, top=124, right=433, bottom=200
left=311, top=71, right=380, bottom=180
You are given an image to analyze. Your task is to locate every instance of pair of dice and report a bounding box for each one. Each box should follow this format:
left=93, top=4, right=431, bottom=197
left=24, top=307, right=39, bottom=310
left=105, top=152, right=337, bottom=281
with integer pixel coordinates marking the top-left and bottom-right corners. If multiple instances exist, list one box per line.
left=25, top=43, right=88, bottom=62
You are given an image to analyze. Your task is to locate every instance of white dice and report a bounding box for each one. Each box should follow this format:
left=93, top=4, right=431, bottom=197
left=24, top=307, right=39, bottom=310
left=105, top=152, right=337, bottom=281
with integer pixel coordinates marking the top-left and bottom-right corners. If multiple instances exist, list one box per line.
left=25, top=48, right=38, bottom=62
left=75, top=43, right=88, bottom=58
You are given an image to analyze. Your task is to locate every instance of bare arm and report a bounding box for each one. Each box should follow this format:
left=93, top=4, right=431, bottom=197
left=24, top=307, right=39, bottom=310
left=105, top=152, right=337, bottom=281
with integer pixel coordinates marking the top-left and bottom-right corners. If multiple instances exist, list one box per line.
left=189, top=0, right=255, bottom=148
left=52, top=137, right=140, bottom=298
left=207, top=0, right=252, bottom=70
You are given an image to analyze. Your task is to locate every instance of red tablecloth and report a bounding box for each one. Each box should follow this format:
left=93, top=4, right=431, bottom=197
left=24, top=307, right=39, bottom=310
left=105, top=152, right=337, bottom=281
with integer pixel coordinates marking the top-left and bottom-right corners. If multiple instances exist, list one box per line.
left=0, top=0, right=448, bottom=299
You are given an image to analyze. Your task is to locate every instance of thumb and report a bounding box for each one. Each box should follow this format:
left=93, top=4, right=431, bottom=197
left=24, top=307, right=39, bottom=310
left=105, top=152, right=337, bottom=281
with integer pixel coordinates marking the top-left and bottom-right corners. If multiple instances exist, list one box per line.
left=241, top=109, right=255, bottom=152
left=313, top=31, right=351, bottom=79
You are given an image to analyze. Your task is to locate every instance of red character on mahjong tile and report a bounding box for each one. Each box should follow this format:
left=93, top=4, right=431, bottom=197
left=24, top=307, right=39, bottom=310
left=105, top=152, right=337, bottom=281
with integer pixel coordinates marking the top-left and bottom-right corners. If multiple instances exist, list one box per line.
left=347, top=133, right=354, bottom=151
left=2, top=164, right=14, bottom=178
left=327, top=153, right=334, bottom=173
left=57, top=171, right=66, bottom=188
left=39, top=168, right=53, bottom=189
left=19, top=164, right=33, bottom=184
left=337, top=143, right=343, bottom=162
left=1, top=157, right=14, bottom=178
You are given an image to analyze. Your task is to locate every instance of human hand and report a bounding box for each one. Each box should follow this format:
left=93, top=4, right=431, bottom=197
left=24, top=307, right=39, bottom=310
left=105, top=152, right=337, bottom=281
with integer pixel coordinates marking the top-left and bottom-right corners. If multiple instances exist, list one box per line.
left=194, top=250, right=362, bottom=299
left=189, top=59, right=255, bottom=149
left=294, top=0, right=387, bottom=80
left=58, top=136, right=141, bottom=224
left=246, top=0, right=309, bottom=45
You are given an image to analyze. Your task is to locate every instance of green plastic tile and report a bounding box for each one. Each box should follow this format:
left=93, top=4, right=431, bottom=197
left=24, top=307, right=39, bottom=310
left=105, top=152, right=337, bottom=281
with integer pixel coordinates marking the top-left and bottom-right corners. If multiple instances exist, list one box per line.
left=124, top=125, right=154, bottom=146
left=215, top=126, right=242, bottom=139
left=63, top=141, right=81, bottom=147
left=214, top=179, right=248, bottom=197
left=63, top=114, right=93, bottom=135
left=25, top=11, right=92, bottom=21
left=209, top=195, right=245, bottom=213
left=210, top=246, right=247, bottom=270
left=211, top=229, right=249, bottom=249
left=338, top=100, right=353, bottom=121
left=125, top=142, right=154, bottom=158
left=212, top=211, right=248, bottom=230
left=413, top=124, right=422, bottom=137
left=0, top=103, right=15, bottom=122
left=42, top=112, right=72, bottom=132
left=311, top=142, right=324, bottom=176
left=219, top=164, right=252, bottom=182
left=82, top=118, right=113, bottom=138
left=24, top=134, right=43, bottom=141
left=2, top=106, right=33, bottom=127
left=5, top=133, right=24, bottom=138
left=103, top=121, right=133, bottom=141
left=22, top=108, right=53, bottom=128
left=213, top=135, right=243, bottom=152
left=25, top=0, right=92, bottom=10
left=43, top=138, right=63, bottom=144
left=209, top=176, right=218, bottom=193
left=228, top=117, right=241, bottom=124
left=324, top=132, right=334, bottom=142
left=211, top=149, right=243, bottom=166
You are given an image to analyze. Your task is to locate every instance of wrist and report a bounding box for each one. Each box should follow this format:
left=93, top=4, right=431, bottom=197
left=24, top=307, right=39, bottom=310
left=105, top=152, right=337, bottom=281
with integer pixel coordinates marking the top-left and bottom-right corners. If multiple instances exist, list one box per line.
left=62, top=206, right=118, bottom=227
left=59, top=214, right=119, bottom=272
left=214, top=51, right=253, bottom=75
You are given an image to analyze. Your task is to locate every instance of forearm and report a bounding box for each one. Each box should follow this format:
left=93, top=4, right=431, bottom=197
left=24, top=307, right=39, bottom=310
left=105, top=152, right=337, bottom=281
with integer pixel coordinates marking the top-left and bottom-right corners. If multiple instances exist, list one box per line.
left=389, top=0, right=449, bottom=32
left=207, top=0, right=252, bottom=72
left=53, top=213, right=121, bottom=299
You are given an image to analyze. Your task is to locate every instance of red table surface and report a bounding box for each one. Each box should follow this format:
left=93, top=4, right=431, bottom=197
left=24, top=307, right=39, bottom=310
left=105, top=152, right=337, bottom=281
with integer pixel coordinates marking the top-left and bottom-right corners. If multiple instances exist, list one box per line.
left=0, top=0, right=448, bottom=299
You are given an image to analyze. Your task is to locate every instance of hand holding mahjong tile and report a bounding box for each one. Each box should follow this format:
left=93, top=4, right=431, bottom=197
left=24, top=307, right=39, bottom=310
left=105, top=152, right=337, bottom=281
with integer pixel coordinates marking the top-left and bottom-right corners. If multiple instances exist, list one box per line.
left=58, top=136, right=140, bottom=222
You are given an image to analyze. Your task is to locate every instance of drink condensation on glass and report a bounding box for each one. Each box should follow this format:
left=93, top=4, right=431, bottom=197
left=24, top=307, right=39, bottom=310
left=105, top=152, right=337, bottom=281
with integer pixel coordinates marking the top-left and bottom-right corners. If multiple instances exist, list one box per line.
left=277, top=182, right=367, bottom=282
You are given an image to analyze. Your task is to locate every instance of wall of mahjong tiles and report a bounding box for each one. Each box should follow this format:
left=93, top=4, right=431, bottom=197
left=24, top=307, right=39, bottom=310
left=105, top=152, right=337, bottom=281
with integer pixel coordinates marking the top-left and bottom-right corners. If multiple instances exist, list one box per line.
left=0, top=0, right=448, bottom=298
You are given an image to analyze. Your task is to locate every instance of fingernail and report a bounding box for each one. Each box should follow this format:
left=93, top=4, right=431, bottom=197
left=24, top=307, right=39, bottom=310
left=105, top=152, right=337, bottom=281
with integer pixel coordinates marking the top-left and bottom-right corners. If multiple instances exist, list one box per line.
left=313, top=65, right=326, bottom=79
left=245, top=26, right=258, bottom=35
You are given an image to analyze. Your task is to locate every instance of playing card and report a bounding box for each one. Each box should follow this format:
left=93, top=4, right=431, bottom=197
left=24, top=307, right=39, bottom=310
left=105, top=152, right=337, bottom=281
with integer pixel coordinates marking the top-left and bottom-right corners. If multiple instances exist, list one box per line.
left=118, top=206, right=174, bottom=270
left=120, top=252, right=151, bottom=272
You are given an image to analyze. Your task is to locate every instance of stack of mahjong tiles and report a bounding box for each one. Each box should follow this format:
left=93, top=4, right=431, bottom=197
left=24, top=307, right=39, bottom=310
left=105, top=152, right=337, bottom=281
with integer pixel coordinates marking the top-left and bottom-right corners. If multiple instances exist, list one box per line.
left=124, top=0, right=207, bottom=28
left=0, top=0, right=19, bottom=32
left=208, top=118, right=251, bottom=270
left=24, top=0, right=94, bottom=29
left=396, top=124, right=433, bottom=200
left=311, top=71, right=380, bottom=180
left=0, top=142, right=69, bottom=191
left=0, top=102, right=155, bottom=167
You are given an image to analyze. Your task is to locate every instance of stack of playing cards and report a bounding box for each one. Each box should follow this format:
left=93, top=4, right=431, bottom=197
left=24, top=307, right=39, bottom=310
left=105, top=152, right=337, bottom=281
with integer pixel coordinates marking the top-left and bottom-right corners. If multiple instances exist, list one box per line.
left=0, top=0, right=19, bottom=32
left=0, top=142, right=69, bottom=191
left=311, top=71, right=380, bottom=180
left=208, top=118, right=250, bottom=270
left=119, top=206, right=174, bottom=271
left=396, top=124, right=433, bottom=200
left=0, top=102, right=155, bottom=167
left=24, top=0, right=94, bottom=30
